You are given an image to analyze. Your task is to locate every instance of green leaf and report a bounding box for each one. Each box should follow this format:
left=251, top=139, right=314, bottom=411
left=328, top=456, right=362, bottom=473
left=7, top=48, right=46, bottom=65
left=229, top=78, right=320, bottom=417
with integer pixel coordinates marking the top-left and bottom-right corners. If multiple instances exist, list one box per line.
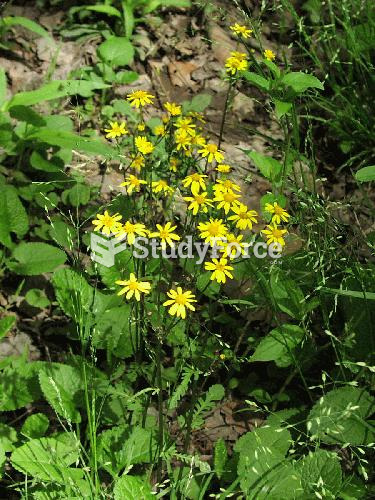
left=251, top=324, right=304, bottom=367
left=0, top=362, right=43, bottom=411
left=270, top=268, right=306, bottom=319
left=300, top=449, right=342, bottom=496
left=263, top=59, right=281, bottom=78
left=21, top=413, right=49, bottom=439
left=5, top=80, right=109, bottom=109
left=281, top=72, right=324, bottom=93
left=0, top=423, right=18, bottom=452
left=8, top=242, right=66, bottom=275
left=49, top=219, right=75, bottom=249
left=0, top=185, right=29, bottom=248
left=10, top=434, right=82, bottom=483
left=39, top=365, right=82, bottom=423
left=98, top=426, right=157, bottom=475
left=183, top=93, right=212, bottom=113
left=355, top=166, right=375, bottom=183
left=2, top=16, right=52, bottom=41
left=93, top=304, right=134, bottom=358
left=113, top=475, right=154, bottom=500
left=10, top=105, right=46, bottom=126
left=0, top=315, right=16, bottom=339
left=30, top=150, right=63, bottom=173
left=308, top=387, right=375, bottom=445
left=243, top=71, right=269, bottom=91
left=97, top=36, right=135, bottom=67
left=246, top=151, right=282, bottom=183
left=81, top=5, right=122, bottom=18
left=274, top=100, right=292, bottom=119
left=27, top=128, right=117, bottom=158
left=214, top=438, right=227, bottom=479
left=25, top=289, right=50, bottom=309
left=0, top=67, right=6, bottom=107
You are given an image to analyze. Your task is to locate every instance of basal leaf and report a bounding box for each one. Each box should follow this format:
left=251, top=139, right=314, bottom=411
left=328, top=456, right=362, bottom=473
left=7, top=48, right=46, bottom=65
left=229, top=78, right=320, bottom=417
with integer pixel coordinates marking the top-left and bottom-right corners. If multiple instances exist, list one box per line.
left=355, top=166, right=375, bottom=183
left=114, top=475, right=154, bottom=500
left=97, top=36, right=135, bottom=67
left=21, top=413, right=49, bottom=439
left=8, top=242, right=66, bottom=275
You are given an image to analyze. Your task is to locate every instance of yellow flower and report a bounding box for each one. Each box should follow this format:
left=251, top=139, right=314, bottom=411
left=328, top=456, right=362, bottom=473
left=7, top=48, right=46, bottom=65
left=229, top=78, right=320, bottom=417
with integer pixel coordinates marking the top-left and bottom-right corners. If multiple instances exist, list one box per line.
left=129, top=154, right=145, bottom=171
left=120, top=175, right=147, bottom=194
left=164, top=101, right=182, bottom=116
left=218, top=233, right=247, bottom=259
left=204, top=258, right=234, bottom=284
left=183, top=192, right=213, bottom=215
left=162, top=114, right=170, bottom=124
left=116, top=273, right=151, bottom=301
left=127, top=90, right=155, bottom=108
left=175, top=130, right=192, bottom=151
left=137, top=123, right=146, bottom=131
left=154, top=125, right=166, bottom=136
left=198, top=218, right=228, bottom=245
left=135, top=136, right=154, bottom=155
left=230, top=51, right=247, bottom=60
left=170, top=157, right=180, bottom=172
left=228, top=203, right=258, bottom=230
left=190, top=133, right=206, bottom=148
left=264, top=49, right=276, bottom=62
left=92, top=210, right=122, bottom=235
left=150, top=222, right=180, bottom=248
left=163, top=287, right=197, bottom=319
left=261, top=223, right=287, bottom=247
left=214, top=189, right=241, bottom=214
left=225, top=55, right=248, bottom=75
left=174, top=117, right=196, bottom=136
left=188, top=111, right=206, bottom=123
left=152, top=180, right=174, bottom=196
left=264, top=202, right=290, bottom=224
left=216, top=164, right=232, bottom=173
left=115, top=221, right=148, bottom=244
left=213, top=179, right=241, bottom=193
left=104, top=121, right=128, bottom=139
left=230, top=23, right=253, bottom=39
left=182, top=172, right=208, bottom=195
left=198, top=143, right=225, bottom=163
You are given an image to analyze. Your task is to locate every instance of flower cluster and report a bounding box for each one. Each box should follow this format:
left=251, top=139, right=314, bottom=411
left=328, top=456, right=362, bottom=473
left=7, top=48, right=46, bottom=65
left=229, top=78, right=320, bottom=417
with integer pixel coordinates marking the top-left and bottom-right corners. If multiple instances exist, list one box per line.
left=95, top=24, right=290, bottom=321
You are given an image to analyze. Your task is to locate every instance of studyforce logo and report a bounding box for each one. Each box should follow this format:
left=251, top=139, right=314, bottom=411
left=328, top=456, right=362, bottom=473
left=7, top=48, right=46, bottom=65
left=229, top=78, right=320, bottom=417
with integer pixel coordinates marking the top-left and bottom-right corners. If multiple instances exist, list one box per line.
left=90, top=232, right=282, bottom=268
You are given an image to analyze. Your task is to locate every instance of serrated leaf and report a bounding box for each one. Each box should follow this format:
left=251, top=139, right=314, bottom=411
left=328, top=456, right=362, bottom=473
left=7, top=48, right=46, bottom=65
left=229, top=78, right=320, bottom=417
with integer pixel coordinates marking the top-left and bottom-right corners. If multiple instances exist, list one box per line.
left=10, top=434, right=82, bottom=483
left=0, top=185, right=29, bottom=248
left=250, top=324, right=305, bottom=367
left=0, top=423, right=18, bottom=452
left=21, top=413, right=49, bottom=439
left=97, top=36, right=134, bottom=67
left=113, top=475, right=154, bottom=500
left=281, top=72, right=324, bottom=93
left=300, top=449, right=342, bottom=496
left=8, top=242, right=66, bottom=275
left=0, top=362, right=43, bottom=411
left=38, top=363, right=84, bottom=423
left=308, top=387, right=375, bottom=444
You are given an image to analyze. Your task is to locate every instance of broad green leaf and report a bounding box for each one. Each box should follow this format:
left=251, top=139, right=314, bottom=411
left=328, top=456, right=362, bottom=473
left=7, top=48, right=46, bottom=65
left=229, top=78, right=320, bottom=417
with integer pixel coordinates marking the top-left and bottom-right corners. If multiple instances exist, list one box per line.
left=263, top=59, right=281, bottom=78
left=25, top=289, right=50, bottom=309
left=62, top=182, right=91, bottom=207
left=243, top=71, right=269, bottom=91
left=2, top=16, right=52, bottom=41
left=308, top=387, right=375, bottom=444
left=27, top=128, right=117, bottom=158
left=98, top=426, right=157, bottom=475
left=10, top=434, right=82, bottom=483
left=274, top=100, right=292, bottom=119
left=78, top=5, right=122, bottom=17
left=183, top=93, right=212, bottom=113
left=0, top=315, right=16, bottom=339
left=93, top=304, right=134, bottom=358
left=8, top=242, right=66, bottom=275
left=114, top=475, right=154, bottom=500
left=300, top=449, right=342, bottom=496
left=0, top=185, right=29, bottom=248
left=355, top=166, right=375, bottom=182
left=10, top=105, right=46, bottom=126
left=246, top=151, right=282, bottom=183
left=30, top=150, right=63, bottom=173
left=214, top=438, right=227, bottom=479
left=0, top=423, right=18, bottom=452
left=97, top=36, right=135, bottom=67
left=5, top=80, right=109, bottom=109
left=39, top=365, right=82, bottom=423
left=250, top=324, right=304, bottom=367
left=281, top=72, right=324, bottom=93
left=49, top=219, right=75, bottom=249
left=0, top=362, right=43, bottom=411
left=21, top=413, right=49, bottom=439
